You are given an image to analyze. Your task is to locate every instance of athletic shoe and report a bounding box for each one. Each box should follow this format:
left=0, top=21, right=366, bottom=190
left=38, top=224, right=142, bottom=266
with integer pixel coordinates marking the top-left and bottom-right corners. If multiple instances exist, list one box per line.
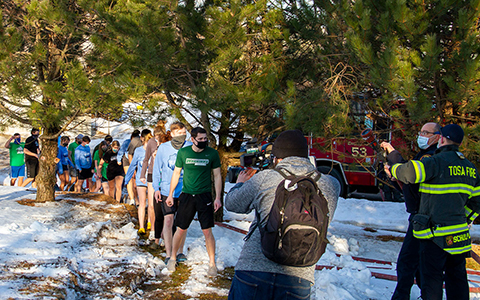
left=149, top=242, right=160, bottom=250
left=128, top=199, right=136, bottom=206
left=160, top=239, right=165, bottom=247
left=147, top=222, right=151, bottom=230
left=176, top=253, right=187, bottom=262
left=207, top=265, right=217, bottom=277
left=167, top=259, right=176, bottom=272
left=148, top=231, right=155, bottom=241
left=138, top=228, right=146, bottom=235
left=164, top=257, right=170, bottom=265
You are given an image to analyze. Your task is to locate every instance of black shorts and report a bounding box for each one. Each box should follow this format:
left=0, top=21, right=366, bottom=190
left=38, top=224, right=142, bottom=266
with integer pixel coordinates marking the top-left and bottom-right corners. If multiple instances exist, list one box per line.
left=107, top=169, right=125, bottom=181
left=175, top=192, right=214, bottom=230
left=161, top=194, right=178, bottom=216
left=69, top=165, right=78, bottom=177
left=78, top=168, right=93, bottom=180
left=25, top=159, right=39, bottom=179
left=122, top=155, right=130, bottom=167
left=147, top=173, right=153, bottom=183
left=101, top=176, right=108, bottom=183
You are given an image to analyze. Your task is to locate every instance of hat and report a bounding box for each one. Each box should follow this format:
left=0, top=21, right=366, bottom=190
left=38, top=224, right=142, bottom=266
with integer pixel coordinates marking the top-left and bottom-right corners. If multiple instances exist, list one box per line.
left=272, top=130, right=308, bottom=159
left=76, top=134, right=84, bottom=139
left=440, top=124, right=464, bottom=144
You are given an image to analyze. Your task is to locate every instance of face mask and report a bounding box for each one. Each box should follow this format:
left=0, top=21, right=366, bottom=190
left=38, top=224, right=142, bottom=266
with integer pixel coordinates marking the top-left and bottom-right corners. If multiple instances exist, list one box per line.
left=33, top=134, right=39, bottom=138
left=195, top=139, right=208, bottom=149
left=171, top=135, right=186, bottom=150
left=62, top=143, right=68, bottom=147
left=112, top=149, right=119, bottom=153
left=14, top=138, right=21, bottom=144
left=417, top=135, right=430, bottom=150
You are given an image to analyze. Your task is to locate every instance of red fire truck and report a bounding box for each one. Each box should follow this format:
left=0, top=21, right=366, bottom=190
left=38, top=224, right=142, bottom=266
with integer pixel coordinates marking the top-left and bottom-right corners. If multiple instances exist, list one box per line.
left=307, top=112, right=411, bottom=198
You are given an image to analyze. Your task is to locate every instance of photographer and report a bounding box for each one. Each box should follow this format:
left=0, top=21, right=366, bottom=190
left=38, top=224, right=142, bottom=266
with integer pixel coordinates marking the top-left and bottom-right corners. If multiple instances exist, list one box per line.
left=224, top=130, right=340, bottom=300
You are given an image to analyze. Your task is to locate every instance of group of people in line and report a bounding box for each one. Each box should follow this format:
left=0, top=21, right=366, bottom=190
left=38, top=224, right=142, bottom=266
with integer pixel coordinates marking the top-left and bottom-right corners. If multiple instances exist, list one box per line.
left=5, top=122, right=224, bottom=277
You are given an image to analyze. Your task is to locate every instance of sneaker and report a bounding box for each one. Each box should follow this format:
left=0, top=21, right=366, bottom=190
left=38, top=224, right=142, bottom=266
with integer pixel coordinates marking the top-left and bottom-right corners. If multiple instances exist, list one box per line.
left=128, top=199, right=136, bottom=206
left=207, top=265, right=217, bottom=277
left=167, top=259, right=176, bottom=272
left=148, top=231, right=155, bottom=241
left=176, top=253, right=187, bottom=262
left=164, top=257, right=170, bottom=265
left=149, top=242, right=160, bottom=250
left=159, top=238, right=165, bottom=247
left=138, top=228, right=146, bottom=235
left=147, top=222, right=151, bottom=230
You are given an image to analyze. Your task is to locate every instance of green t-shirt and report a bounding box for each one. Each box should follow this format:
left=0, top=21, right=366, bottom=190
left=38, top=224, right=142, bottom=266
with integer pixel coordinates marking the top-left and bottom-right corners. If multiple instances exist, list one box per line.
left=175, top=146, right=221, bottom=194
left=68, top=142, right=79, bottom=166
left=9, top=142, right=25, bottom=167
left=93, top=150, right=108, bottom=178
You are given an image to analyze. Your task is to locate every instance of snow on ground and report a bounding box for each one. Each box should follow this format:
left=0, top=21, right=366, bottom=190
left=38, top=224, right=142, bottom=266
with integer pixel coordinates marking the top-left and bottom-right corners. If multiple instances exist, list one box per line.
left=1, top=182, right=480, bottom=299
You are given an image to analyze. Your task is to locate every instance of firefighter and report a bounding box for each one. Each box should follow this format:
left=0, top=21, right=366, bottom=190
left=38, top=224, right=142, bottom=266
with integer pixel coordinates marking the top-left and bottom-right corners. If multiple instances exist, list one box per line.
left=387, top=124, right=480, bottom=300
left=381, top=122, right=441, bottom=299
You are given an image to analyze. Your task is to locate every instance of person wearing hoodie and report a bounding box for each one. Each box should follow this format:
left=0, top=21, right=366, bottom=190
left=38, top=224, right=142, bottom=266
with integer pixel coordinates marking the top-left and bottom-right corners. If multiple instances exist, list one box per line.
left=224, top=129, right=340, bottom=300
left=74, top=136, right=93, bottom=192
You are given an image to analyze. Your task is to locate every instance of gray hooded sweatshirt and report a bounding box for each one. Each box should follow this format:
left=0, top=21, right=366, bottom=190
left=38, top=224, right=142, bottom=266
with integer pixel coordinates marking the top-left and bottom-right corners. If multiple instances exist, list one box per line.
left=225, top=156, right=340, bottom=283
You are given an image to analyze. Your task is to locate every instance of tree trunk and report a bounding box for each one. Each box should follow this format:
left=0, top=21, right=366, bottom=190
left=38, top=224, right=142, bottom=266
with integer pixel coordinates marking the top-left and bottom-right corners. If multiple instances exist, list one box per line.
left=36, top=135, right=58, bottom=202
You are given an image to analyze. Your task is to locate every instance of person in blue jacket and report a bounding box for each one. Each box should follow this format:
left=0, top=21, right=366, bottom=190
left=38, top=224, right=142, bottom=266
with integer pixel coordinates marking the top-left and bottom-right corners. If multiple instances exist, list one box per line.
left=153, top=122, right=192, bottom=261
left=74, top=136, right=93, bottom=192
left=57, top=136, right=74, bottom=191
left=125, top=129, right=152, bottom=235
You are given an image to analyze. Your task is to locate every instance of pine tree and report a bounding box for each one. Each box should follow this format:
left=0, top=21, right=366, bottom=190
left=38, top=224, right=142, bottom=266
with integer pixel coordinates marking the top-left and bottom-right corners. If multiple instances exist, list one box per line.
left=342, top=0, right=480, bottom=160
left=0, top=1, right=125, bottom=201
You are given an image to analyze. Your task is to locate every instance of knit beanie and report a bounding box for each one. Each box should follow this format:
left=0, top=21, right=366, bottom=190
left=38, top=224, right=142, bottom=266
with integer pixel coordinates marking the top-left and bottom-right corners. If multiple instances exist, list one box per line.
left=272, top=129, right=308, bottom=159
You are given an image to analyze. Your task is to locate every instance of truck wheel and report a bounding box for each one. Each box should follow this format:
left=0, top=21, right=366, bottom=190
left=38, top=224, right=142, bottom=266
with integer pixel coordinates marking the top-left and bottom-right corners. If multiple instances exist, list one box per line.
left=317, top=166, right=347, bottom=198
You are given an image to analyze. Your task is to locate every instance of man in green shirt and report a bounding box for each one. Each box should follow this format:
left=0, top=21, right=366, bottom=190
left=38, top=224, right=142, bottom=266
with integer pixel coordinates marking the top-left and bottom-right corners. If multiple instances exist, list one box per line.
left=165, top=127, right=222, bottom=277
left=4, top=133, right=25, bottom=186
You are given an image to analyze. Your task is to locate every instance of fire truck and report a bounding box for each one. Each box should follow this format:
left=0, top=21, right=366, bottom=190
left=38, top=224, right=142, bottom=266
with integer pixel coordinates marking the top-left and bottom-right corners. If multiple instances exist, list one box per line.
left=308, top=110, right=410, bottom=197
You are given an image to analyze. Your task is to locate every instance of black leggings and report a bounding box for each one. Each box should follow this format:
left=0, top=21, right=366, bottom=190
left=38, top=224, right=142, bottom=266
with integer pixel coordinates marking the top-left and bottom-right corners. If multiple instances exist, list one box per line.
left=154, top=198, right=164, bottom=239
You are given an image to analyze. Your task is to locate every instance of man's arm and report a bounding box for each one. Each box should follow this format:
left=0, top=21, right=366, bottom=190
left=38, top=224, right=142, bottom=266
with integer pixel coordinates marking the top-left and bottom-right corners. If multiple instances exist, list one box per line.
left=224, top=169, right=259, bottom=214
left=165, top=167, right=182, bottom=207
left=213, top=167, right=222, bottom=212
left=23, top=148, right=38, bottom=158
left=4, top=136, right=14, bottom=148
left=140, top=140, right=155, bottom=182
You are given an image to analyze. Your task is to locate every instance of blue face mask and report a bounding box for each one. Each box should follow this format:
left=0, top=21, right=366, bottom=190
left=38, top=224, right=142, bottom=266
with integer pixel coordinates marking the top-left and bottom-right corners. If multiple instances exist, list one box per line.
left=112, top=149, right=119, bottom=153
left=417, top=136, right=430, bottom=150
left=14, top=138, right=21, bottom=144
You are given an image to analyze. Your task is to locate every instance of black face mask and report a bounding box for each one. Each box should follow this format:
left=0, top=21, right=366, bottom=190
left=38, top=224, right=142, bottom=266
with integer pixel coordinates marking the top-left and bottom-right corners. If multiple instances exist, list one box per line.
left=195, top=139, right=208, bottom=149
left=62, top=143, right=68, bottom=147
left=171, top=135, right=186, bottom=150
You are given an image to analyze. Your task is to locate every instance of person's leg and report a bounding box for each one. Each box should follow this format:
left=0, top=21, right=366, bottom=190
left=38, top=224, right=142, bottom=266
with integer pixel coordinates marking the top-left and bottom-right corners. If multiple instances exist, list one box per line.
left=102, top=180, right=110, bottom=195
left=154, top=194, right=164, bottom=242
left=16, top=166, right=25, bottom=187
left=137, top=186, right=147, bottom=231
left=108, top=180, right=115, bottom=198
left=87, top=177, right=94, bottom=193
left=228, top=271, right=274, bottom=300
left=58, top=172, right=66, bottom=191
left=203, top=228, right=216, bottom=267
left=164, top=214, right=175, bottom=257
left=169, top=228, right=188, bottom=264
left=272, top=273, right=312, bottom=300
left=147, top=181, right=155, bottom=230
left=125, top=166, right=135, bottom=203
left=114, top=175, right=124, bottom=202
left=10, top=166, right=17, bottom=186
left=419, top=240, right=446, bottom=300
left=392, top=220, right=421, bottom=300
left=444, top=252, right=469, bottom=300
left=76, top=179, right=84, bottom=192
left=21, top=161, right=34, bottom=187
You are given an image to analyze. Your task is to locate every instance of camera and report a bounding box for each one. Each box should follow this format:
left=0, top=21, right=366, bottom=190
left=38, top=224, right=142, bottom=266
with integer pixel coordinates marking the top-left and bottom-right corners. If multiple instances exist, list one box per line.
left=227, top=139, right=273, bottom=183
